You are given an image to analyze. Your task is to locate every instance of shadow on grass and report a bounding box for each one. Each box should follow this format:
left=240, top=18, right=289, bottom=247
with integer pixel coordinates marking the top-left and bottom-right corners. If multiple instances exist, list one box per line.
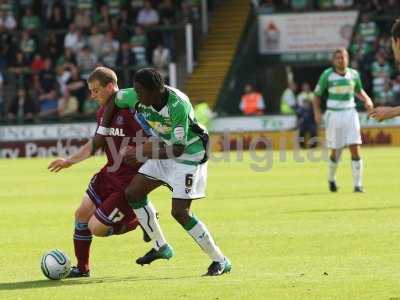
left=287, top=206, right=400, bottom=214
left=0, top=275, right=200, bottom=291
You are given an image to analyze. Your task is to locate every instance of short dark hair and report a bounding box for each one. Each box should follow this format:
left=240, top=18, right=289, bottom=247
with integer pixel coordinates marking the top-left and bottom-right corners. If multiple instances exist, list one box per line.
left=87, top=67, right=117, bottom=86
left=134, top=68, right=164, bottom=91
left=391, top=19, right=400, bottom=40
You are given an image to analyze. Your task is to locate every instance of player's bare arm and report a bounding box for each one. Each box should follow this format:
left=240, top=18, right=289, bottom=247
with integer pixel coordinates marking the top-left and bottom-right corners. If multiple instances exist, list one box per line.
left=356, top=89, right=374, bottom=113
left=313, top=95, right=322, bottom=125
left=48, top=140, right=93, bottom=172
left=369, top=106, right=400, bottom=121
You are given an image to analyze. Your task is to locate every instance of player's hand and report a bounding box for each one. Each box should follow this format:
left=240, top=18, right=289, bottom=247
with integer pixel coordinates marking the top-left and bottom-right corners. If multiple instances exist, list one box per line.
left=369, top=106, right=394, bottom=122
left=365, top=101, right=374, bottom=114
left=314, top=111, right=322, bottom=125
left=120, top=146, right=138, bottom=165
left=48, top=158, right=73, bottom=172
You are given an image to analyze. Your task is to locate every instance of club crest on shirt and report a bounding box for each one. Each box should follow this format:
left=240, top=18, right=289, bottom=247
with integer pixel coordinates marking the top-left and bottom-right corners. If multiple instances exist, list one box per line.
left=116, top=115, right=124, bottom=125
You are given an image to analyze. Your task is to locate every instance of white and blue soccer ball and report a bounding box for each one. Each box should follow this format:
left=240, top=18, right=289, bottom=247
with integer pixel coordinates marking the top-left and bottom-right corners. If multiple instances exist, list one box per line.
left=40, top=249, right=71, bottom=280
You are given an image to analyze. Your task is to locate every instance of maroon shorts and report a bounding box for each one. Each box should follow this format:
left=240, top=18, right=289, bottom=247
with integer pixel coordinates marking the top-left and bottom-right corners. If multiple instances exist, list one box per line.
left=86, top=172, right=137, bottom=227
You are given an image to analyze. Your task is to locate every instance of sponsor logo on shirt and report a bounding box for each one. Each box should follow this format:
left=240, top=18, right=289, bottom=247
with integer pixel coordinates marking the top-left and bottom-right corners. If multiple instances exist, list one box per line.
left=116, top=116, right=124, bottom=125
left=174, top=127, right=185, bottom=141
left=109, top=128, right=125, bottom=136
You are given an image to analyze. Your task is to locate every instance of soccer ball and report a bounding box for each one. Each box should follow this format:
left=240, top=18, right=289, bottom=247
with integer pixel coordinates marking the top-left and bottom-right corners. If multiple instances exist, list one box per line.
left=40, top=249, right=71, bottom=280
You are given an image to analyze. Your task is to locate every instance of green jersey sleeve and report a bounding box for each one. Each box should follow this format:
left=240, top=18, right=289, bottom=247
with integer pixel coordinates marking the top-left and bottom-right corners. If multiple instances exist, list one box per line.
left=314, top=70, right=329, bottom=97
left=170, top=102, right=189, bottom=145
left=354, top=70, right=363, bottom=93
left=114, top=88, right=139, bottom=108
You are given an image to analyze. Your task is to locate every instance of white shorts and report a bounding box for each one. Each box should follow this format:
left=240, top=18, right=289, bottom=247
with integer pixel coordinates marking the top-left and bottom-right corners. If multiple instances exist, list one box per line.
left=324, top=109, right=361, bottom=149
left=138, top=159, right=207, bottom=200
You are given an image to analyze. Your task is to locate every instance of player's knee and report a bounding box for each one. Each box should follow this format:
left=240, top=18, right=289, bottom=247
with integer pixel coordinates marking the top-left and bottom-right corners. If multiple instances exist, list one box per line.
left=75, top=206, right=89, bottom=222
left=124, top=186, right=139, bottom=203
left=171, top=208, right=189, bottom=225
left=88, top=219, right=109, bottom=237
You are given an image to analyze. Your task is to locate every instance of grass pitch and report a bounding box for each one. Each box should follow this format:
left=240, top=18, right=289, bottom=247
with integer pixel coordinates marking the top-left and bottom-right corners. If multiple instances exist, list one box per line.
left=1, top=148, right=400, bottom=300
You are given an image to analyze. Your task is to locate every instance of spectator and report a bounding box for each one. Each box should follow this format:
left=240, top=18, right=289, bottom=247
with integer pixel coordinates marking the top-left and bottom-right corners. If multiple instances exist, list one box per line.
left=88, top=25, right=104, bottom=56
left=0, top=21, right=13, bottom=59
left=239, top=83, right=265, bottom=116
left=21, top=7, right=40, bottom=32
left=36, top=58, right=59, bottom=119
left=137, top=0, right=159, bottom=28
left=357, top=14, right=379, bottom=44
left=74, top=8, right=92, bottom=32
left=9, top=51, right=30, bottom=88
left=280, top=82, right=297, bottom=114
left=42, top=32, right=63, bottom=63
left=56, top=47, right=77, bottom=68
left=159, top=0, right=176, bottom=52
left=0, top=10, right=16, bottom=30
left=46, top=4, right=69, bottom=29
left=297, top=82, right=313, bottom=107
left=116, top=42, right=136, bottom=87
left=106, top=0, right=122, bottom=16
left=99, top=31, right=119, bottom=68
left=371, top=52, right=392, bottom=103
left=64, top=24, right=78, bottom=50
left=130, top=26, right=148, bottom=67
left=296, top=100, right=317, bottom=148
left=30, top=53, right=45, bottom=74
left=7, top=88, right=36, bottom=123
left=19, top=30, right=36, bottom=62
left=76, top=46, right=98, bottom=79
left=377, top=81, right=395, bottom=106
left=152, top=43, right=170, bottom=81
left=94, top=4, right=111, bottom=32
left=65, top=65, right=87, bottom=113
left=159, top=0, right=177, bottom=25
left=58, top=90, right=79, bottom=119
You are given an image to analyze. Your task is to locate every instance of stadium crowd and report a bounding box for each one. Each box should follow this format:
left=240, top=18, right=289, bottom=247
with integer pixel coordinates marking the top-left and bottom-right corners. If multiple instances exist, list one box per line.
left=0, top=0, right=205, bottom=123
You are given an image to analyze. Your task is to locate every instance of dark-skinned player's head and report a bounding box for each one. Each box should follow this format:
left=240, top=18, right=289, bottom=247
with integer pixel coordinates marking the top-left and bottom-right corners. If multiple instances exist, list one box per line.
left=87, top=67, right=118, bottom=105
left=134, top=68, right=165, bottom=106
left=391, top=19, right=400, bottom=62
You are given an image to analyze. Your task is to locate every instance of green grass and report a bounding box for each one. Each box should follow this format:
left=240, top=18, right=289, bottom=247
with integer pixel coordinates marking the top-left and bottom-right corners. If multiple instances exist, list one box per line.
left=1, top=148, right=400, bottom=300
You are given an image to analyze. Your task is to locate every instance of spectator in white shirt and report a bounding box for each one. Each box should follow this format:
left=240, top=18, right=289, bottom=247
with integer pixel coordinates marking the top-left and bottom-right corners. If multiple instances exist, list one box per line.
left=137, top=0, right=159, bottom=28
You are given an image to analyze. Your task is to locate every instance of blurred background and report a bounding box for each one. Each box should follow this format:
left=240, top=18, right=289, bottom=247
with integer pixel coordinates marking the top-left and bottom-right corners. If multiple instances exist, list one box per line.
left=1, top=0, right=400, bottom=157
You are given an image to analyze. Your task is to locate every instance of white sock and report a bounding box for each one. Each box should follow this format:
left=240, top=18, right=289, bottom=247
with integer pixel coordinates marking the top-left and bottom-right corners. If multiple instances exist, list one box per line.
left=351, top=159, right=363, bottom=188
left=133, top=201, right=167, bottom=250
left=187, top=220, right=225, bottom=263
left=328, top=159, right=338, bottom=182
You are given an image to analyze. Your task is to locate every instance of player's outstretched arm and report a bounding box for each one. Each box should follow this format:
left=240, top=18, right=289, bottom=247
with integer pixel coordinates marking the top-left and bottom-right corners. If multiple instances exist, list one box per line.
left=48, top=140, right=93, bottom=172
left=356, top=89, right=374, bottom=113
left=369, top=106, right=400, bottom=121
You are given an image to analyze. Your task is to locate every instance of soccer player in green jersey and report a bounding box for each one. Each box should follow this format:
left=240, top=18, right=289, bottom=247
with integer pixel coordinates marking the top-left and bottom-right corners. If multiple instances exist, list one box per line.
left=313, top=48, right=374, bottom=193
left=102, top=68, right=231, bottom=276
left=370, top=19, right=400, bottom=121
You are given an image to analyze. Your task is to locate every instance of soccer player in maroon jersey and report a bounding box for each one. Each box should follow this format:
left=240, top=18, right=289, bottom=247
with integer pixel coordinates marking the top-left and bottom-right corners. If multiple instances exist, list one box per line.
left=48, top=67, right=148, bottom=277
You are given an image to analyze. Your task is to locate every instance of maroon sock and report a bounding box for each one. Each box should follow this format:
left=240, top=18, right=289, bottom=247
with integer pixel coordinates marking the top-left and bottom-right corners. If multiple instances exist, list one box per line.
left=73, top=222, right=92, bottom=272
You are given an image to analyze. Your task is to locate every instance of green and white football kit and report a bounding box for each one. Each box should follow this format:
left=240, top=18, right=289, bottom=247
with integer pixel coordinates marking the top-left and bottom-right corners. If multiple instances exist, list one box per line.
left=114, top=86, right=231, bottom=274
left=314, top=67, right=363, bottom=149
left=115, top=86, right=208, bottom=199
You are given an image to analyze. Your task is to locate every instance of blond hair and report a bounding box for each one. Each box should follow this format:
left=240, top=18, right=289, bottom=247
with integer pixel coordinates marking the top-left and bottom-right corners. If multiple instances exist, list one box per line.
left=87, top=66, right=118, bottom=86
